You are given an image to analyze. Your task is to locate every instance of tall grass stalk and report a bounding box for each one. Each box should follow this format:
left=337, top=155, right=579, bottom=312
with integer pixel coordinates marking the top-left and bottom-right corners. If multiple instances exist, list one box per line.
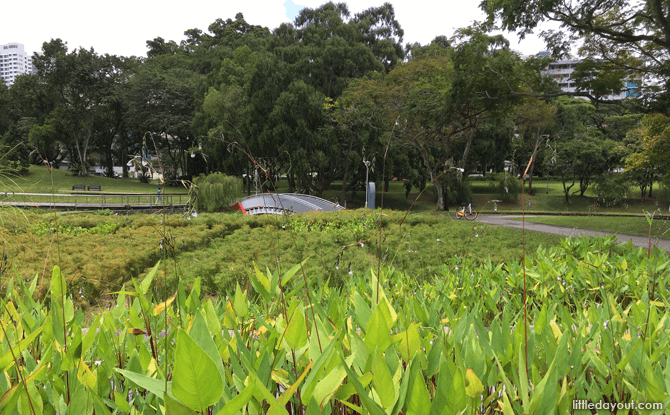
left=521, top=155, right=533, bottom=378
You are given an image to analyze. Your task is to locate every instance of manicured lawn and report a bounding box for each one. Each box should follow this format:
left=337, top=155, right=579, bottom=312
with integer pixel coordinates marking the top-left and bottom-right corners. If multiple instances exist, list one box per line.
left=1, top=165, right=189, bottom=194
left=5, top=166, right=668, bottom=216
left=516, top=215, right=670, bottom=238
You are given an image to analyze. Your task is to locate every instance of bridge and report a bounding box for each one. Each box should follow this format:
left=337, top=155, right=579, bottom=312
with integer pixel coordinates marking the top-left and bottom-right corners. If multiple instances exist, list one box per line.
left=0, top=192, right=188, bottom=210
left=232, top=193, right=345, bottom=215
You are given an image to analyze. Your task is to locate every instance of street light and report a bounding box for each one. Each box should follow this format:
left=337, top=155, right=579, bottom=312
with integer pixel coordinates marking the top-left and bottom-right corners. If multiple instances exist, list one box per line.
left=363, top=159, right=371, bottom=208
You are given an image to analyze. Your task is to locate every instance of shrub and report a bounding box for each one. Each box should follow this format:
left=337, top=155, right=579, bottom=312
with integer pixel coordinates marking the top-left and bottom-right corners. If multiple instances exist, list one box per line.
left=593, top=173, right=631, bottom=207
left=491, top=172, right=521, bottom=202
left=193, top=172, right=243, bottom=212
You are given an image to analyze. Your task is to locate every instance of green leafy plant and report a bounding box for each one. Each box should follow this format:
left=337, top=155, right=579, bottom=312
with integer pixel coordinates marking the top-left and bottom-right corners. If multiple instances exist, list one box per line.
left=192, top=172, right=243, bottom=212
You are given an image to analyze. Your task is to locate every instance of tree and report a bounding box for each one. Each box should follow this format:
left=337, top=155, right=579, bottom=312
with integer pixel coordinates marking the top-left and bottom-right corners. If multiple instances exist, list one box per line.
left=33, top=40, right=124, bottom=176
left=513, top=98, right=556, bottom=193
left=481, top=0, right=666, bottom=102
left=125, top=54, right=203, bottom=179
left=623, top=114, right=670, bottom=199
left=337, top=30, right=527, bottom=210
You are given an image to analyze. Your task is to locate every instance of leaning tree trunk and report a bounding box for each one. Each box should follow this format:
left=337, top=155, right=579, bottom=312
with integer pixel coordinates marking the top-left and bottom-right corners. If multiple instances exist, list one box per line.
left=459, top=133, right=475, bottom=171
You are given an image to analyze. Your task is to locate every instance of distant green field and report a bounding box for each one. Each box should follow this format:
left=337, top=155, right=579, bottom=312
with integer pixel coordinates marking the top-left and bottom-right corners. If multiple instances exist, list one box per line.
left=516, top=215, right=670, bottom=238
left=3, top=166, right=668, bottom=216
left=1, top=165, right=188, bottom=194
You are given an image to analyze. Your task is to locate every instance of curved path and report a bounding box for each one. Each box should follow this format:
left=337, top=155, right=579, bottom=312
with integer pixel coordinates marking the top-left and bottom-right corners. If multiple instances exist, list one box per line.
left=477, top=215, right=670, bottom=253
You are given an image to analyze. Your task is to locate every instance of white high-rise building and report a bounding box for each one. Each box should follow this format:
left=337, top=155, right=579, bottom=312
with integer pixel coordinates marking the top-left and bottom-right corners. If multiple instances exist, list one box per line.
left=1, top=43, right=35, bottom=86
left=538, top=51, right=639, bottom=100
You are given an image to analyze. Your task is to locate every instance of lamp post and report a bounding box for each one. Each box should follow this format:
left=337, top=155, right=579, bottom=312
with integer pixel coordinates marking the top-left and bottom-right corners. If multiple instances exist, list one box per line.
left=363, top=159, right=371, bottom=208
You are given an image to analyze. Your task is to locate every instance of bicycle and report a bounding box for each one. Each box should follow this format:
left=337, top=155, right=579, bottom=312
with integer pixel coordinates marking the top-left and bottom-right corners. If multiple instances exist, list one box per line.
left=455, top=203, right=478, bottom=221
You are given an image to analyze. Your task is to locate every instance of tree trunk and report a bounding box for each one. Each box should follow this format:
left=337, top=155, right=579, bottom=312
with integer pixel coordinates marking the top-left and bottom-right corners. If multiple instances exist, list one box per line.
left=433, top=176, right=446, bottom=211
left=340, top=132, right=354, bottom=204
left=527, top=129, right=544, bottom=195
left=459, top=133, right=474, bottom=171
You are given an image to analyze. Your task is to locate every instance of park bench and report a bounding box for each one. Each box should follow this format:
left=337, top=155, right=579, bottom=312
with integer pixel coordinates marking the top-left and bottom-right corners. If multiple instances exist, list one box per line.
left=72, top=184, right=85, bottom=191
left=88, top=185, right=101, bottom=191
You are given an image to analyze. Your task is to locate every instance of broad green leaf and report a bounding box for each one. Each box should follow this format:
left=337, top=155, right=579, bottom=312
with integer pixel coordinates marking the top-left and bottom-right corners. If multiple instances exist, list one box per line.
left=116, top=369, right=166, bottom=398
left=189, top=311, right=226, bottom=386
left=365, top=307, right=391, bottom=352
left=285, top=306, right=308, bottom=350
left=312, top=362, right=348, bottom=409
left=340, top=355, right=386, bottom=415
left=0, top=365, right=47, bottom=413
left=216, top=381, right=256, bottom=415
left=302, top=338, right=337, bottom=404
left=353, top=291, right=372, bottom=329
left=393, top=322, right=421, bottom=363
left=0, top=327, right=43, bottom=373
left=114, top=391, right=130, bottom=412
left=281, top=258, right=308, bottom=287
left=501, top=388, right=515, bottom=415
left=253, top=264, right=271, bottom=293
left=82, top=315, right=101, bottom=355
left=406, top=370, right=431, bottom=415
left=140, top=261, right=160, bottom=295
left=50, top=266, right=66, bottom=303
left=233, top=283, right=248, bottom=318
left=377, top=296, right=397, bottom=329
left=534, top=304, right=548, bottom=336
left=165, top=393, right=197, bottom=415
left=172, top=329, right=224, bottom=412
left=372, top=349, right=396, bottom=409
left=250, top=373, right=289, bottom=415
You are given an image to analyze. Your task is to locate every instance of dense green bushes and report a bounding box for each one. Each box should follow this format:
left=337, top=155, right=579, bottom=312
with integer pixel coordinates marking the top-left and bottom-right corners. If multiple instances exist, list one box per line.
left=594, top=174, right=632, bottom=207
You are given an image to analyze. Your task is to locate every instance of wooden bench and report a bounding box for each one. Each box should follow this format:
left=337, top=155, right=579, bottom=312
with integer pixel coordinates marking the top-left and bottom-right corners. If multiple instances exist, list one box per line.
left=88, top=185, right=101, bottom=191
left=72, top=184, right=86, bottom=191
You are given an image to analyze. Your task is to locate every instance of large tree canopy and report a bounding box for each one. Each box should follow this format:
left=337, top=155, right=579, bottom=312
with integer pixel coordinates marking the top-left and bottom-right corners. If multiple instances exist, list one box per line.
left=336, top=30, right=528, bottom=210
left=480, top=0, right=668, bottom=103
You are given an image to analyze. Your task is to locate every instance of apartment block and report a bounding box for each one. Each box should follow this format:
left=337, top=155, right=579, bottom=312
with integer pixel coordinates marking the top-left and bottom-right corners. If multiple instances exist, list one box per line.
left=539, top=51, right=638, bottom=100
left=1, top=43, right=35, bottom=86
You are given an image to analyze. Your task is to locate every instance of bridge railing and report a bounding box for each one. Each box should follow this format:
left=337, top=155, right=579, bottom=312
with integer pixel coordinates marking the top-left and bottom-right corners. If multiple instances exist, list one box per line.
left=0, top=192, right=189, bottom=209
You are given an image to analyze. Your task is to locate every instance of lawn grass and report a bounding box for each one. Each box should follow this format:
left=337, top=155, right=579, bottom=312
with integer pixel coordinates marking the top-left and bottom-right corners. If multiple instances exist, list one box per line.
left=5, top=166, right=668, bottom=216
left=515, top=215, right=670, bottom=238
left=1, top=165, right=188, bottom=194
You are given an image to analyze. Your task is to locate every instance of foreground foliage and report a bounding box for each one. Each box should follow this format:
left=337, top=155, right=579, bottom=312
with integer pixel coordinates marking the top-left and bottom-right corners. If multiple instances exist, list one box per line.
left=0, top=235, right=668, bottom=414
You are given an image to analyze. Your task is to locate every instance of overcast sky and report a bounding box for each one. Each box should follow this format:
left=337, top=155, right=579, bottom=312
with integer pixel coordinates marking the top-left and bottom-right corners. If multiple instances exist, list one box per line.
left=3, top=0, right=550, bottom=58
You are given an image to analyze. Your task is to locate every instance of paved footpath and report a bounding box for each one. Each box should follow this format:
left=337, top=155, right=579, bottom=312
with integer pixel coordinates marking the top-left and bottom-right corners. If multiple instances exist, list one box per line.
left=477, top=215, right=670, bottom=253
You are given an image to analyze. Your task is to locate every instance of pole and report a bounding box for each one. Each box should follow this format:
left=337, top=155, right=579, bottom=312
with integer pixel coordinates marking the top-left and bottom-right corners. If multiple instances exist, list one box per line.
left=364, top=160, right=370, bottom=208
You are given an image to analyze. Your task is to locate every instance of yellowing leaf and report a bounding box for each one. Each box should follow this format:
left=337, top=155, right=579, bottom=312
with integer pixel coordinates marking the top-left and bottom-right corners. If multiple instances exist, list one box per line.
left=153, top=294, right=176, bottom=316
left=224, top=300, right=237, bottom=328
left=77, top=359, right=96, bottom=389
left=549, top=320, right=562, bottom=340
left=465, top=368, right=484, bottom=398
left=272, top=362, right=312, bottom=413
